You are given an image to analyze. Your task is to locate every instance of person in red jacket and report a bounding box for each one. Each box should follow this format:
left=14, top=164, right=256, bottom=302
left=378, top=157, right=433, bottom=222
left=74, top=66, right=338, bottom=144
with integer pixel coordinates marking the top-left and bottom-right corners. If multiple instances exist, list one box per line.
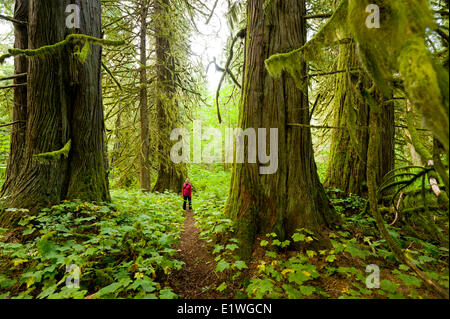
left=182, top=178, right=193, bottom=211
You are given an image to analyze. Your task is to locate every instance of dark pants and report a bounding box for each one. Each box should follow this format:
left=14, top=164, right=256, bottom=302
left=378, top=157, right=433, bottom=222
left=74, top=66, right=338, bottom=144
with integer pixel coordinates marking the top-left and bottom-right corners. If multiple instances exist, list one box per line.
left=183, top=196, right=192, bottom=210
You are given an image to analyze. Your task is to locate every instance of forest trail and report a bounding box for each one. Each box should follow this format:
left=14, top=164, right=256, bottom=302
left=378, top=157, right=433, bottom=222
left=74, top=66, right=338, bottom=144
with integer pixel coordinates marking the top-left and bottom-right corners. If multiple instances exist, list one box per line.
left=169, top=210, right=222, bottom=299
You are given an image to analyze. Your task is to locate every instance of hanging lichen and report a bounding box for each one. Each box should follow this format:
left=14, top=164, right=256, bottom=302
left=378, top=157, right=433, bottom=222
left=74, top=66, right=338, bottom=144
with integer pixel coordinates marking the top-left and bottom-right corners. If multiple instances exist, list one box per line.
left=34, top=140, right=72, bottom=163
left=398, top=36, right=449, bottom=152
left=348, top=0, right=435, bottom=94
left=265, top=0, right=449, bottom=151
left=348, top=0, right=448, bottom=151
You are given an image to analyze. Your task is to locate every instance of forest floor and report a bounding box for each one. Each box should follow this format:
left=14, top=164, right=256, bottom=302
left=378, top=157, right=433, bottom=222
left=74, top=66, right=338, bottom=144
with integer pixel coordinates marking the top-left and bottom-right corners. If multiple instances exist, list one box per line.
left=0, top=177, right=447, bottom=299
left=169, top=210, right=224, bottom=299
left=167, top=205, right=447, bottom=300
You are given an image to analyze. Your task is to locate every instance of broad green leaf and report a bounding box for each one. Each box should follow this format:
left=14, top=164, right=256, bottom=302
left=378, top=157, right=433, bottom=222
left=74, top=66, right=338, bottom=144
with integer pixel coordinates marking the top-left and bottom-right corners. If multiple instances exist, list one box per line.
left=234, top=260, right=248, bottom=270
left=216, top=260, right=231, bottom=272
left=159, top=288, right=178, bottom=299
left=300, top=285, right=316, bottom=296
left=216, top=282, right=227, bottom=292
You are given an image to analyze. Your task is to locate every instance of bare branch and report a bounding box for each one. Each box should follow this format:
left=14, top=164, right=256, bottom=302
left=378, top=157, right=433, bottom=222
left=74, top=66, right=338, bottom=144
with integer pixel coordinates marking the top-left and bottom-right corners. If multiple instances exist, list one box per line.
left=303, top=13, right=332, bottom=20
left=0, top=73, right=27, bottom=82
left=0, top=14, right=27, bottom=25
left=0, top=83, right=27, bottom=90
left=0, top=120, right=26, bottom=128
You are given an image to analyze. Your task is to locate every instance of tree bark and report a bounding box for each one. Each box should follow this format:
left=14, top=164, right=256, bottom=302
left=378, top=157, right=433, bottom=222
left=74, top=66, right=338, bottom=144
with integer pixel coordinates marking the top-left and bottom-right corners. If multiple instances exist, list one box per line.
left=139, top=0, right=151, bottom=192
left=325, top=42, right=395, bottom=195
left=152, top=0, right=185, bottom=193
left=324, top=42, right=369, bottom=195
left=1, top=0, right=28, bottom=196
left=367, top=90, right=449, bottom=299
left=1, top=0, right=110, bottom=218
left=226, top=0, right=339, bottom=258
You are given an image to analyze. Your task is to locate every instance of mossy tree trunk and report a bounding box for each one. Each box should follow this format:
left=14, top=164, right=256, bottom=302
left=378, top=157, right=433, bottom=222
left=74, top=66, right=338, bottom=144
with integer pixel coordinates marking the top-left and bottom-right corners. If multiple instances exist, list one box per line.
left=1, top=0, right=110, bottom=217
left=366, top=89, right=449, bottom=299
left=375, top=97, right=395, bottom=187
left=1, top=0, right=28, bottom=196
left=324, top=42, right=369, bottom=195
left=139, top=0, right=151, bottom=193
left=226, top=0, right=339, bottom=258
left=324, top=42, right=395, bottom=195
left=152, top=0, right=185, bottom=193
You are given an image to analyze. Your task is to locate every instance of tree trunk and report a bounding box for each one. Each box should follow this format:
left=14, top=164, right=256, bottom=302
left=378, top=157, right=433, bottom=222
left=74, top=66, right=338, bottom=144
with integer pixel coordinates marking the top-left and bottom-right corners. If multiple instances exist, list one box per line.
left=226, top=0, right=339, bottom=258
left=139, top=0, right=151, bottom=192
left=325, top=41, right=395, bottom=195
left=152, top=0, right=185, bottom=193
left=405, top=128, right=423, bottom=166
left=1, top=0, right=110, bottom=219
left=324, top=42, right=369, bottom=195
left=366, top=89, right=449, bottom=299
left=111, top=104, right=122, bottom=170
left=376, top=98, right=395, bottom=187
left=1, top=0, right=28, bottom=196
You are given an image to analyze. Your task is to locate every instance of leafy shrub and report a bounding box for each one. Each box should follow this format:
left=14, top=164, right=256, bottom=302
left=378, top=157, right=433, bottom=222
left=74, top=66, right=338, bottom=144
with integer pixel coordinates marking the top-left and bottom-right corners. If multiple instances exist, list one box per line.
left=0, top=190, right=184, bottom=299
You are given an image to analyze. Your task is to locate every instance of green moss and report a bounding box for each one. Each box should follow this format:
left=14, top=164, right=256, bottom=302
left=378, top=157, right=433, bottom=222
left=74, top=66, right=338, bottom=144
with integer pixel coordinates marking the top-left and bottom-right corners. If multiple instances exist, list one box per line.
left=399, top=37, right=449, bottom=151
left=0, top=53, right=11, bottom=65
left=34, top=140, right=71, bottom=163
left=74, top=41, right=91, bottom=64
left=0, top=208, right=29, bottom=228
left=348, top=0, right=436, bottom=95
left=9, top=40, right=66, bottom=57
left=6, top=34, right=125, bottom=61
left=265, top=48, right=306, bottom=89
left=265, top=0, right=349, bottom=90
left=265, top=0, right=448, bottom=152
left=405, top=106, right=432, bottom=162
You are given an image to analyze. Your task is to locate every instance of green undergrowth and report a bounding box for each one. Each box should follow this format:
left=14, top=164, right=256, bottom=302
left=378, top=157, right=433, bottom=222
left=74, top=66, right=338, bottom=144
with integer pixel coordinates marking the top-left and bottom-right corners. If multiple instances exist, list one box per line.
left=244, top=222, right=448, bottom=299
left=0, top=165, right=447, bottom=299
left=194, top=190, right=249, bottom=296
left=188, top=165, right=250, bottom=296
left=0, top=190, right=184, bottom=299
left=192, top=173, right=448, bottom=299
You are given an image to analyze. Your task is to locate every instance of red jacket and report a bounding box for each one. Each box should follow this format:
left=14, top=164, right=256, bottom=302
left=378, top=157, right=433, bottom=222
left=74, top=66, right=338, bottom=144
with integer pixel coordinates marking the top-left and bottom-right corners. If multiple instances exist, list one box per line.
left=182, top=183, right=192, bottom=197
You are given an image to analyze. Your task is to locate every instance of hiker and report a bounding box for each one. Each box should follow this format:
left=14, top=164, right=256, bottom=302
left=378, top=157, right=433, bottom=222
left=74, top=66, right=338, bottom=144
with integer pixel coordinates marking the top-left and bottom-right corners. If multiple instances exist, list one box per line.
left=182, top=178, right=193, bottom=211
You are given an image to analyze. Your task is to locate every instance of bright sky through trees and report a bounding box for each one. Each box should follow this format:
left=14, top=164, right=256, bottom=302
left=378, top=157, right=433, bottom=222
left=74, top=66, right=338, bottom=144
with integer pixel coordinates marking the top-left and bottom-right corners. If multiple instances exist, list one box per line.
left=0, top=1, right=228, bottom=93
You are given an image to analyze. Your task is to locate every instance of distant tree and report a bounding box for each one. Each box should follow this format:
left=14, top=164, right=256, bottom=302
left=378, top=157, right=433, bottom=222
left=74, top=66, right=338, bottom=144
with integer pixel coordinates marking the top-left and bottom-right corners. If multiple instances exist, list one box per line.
left=139, top=0, right=151, bottom=192
left=152, top=0, right=186, bottom=193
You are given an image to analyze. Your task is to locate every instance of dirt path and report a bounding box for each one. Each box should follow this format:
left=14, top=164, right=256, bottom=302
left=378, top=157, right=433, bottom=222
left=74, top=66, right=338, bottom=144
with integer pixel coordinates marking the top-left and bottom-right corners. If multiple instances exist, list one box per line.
left=169, top=210, right=222, bottom=299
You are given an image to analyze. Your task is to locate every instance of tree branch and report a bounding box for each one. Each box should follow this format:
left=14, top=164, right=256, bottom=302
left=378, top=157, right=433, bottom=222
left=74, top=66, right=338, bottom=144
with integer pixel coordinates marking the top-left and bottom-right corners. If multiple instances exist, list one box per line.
left=0, top=120, right=26, bottom=128
left=305, top=68, right=361, bottom=79
left=309, top=93, right=321, bottom=121
left=0, top=14, right=27, bottom=26
left=102, top=61, right=122, bottom=90
left=0, top=83, right=27, bottom=90
left=303, top=13, right=332, bottom=19
left=288, top=123, right=430, bottom=131
left=0, top=73, right=27, bottom=82
left=215, top=29, right=246, bottom=123
left=205, top=0, right=219, bottom=24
